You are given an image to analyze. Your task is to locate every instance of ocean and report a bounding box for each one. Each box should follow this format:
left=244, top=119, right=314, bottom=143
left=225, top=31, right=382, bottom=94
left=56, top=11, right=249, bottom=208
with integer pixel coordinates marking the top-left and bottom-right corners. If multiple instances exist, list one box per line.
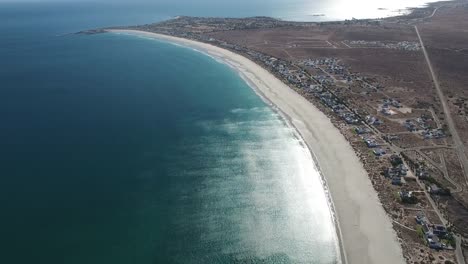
left=0, top=1, right=437, bottom=263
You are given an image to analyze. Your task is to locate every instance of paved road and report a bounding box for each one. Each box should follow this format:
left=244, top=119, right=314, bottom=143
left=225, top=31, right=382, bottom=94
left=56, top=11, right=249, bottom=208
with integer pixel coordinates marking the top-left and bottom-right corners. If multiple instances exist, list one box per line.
left=297, top=33, right=468, bottom=262
left=415, top=25, right=468, bottom=264
left=415, top=25, right=468, bottom=187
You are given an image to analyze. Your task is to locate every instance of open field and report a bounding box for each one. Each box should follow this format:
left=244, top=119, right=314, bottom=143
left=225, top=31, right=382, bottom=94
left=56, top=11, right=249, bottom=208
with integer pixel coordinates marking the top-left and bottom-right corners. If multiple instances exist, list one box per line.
left=101, top=2, right=468, bottom=262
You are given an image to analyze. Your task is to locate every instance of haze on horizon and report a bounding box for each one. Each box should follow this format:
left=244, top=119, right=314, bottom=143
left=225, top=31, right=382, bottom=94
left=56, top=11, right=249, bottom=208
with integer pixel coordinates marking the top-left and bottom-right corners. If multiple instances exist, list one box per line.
left=0, top=0, right=443, bottom=23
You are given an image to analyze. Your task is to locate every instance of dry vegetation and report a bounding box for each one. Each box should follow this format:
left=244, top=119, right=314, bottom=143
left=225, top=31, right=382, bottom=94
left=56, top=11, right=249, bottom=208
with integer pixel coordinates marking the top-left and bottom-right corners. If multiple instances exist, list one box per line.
left=208, top=4, right=468, bottom=261
left=124, top=1, right=468, bottom=262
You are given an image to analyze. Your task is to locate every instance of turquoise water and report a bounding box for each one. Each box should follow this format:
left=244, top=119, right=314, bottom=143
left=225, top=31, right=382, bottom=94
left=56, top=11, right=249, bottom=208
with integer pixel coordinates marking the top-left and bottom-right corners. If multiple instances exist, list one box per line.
left=1, top=30, right=339, bottom=264
left=0, top=5, right=340, bottom=262
left=0, top=0, right=439, bottom=263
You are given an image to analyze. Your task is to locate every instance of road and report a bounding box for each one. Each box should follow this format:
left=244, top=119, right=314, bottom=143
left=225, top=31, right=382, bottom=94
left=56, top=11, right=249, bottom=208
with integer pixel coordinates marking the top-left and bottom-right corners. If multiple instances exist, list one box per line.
left=415, top=25, right=467, bottom=264
left=426, top=5, right=443, bottom=19
left=415, top=25, right=468, bottom=187
left=438, top=152, right=463, bottom=193
left=455, top=235, right=466, bottom=264
left=295, top=36, right=467, bottom=262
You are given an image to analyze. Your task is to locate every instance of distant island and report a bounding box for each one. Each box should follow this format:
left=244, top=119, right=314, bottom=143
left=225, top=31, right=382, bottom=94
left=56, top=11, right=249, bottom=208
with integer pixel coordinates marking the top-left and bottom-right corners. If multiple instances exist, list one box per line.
left=83, top=0, right=468, bottom=263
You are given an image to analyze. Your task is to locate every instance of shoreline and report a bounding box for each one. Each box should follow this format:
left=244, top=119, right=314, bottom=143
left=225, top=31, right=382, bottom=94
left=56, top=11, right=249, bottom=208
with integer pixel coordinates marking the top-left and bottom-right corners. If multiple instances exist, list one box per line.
left=235, top=59, right=348, bottom=264
left=109, top=29, right=406, bottom=264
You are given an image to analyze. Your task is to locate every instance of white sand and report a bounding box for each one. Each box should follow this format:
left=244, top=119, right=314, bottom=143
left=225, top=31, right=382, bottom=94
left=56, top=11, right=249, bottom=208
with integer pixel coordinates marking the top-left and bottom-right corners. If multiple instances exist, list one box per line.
left=110, top=29, right=405, bottom=264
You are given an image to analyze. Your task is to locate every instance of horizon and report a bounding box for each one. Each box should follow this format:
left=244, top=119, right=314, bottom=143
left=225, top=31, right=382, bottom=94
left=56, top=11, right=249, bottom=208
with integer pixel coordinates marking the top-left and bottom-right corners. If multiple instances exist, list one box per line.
left=0, top=0, right=444, bottom=24
left=1, top=0, right=466, bottom=263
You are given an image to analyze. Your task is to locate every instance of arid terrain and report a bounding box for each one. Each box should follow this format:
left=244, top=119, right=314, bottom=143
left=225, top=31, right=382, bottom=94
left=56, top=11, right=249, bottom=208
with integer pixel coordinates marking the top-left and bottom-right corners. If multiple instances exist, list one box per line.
left=98, top=1, right=468, bottom=263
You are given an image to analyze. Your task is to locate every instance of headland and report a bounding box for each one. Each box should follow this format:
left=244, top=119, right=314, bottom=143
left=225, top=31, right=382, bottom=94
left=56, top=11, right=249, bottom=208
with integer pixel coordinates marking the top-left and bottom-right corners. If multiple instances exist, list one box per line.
left=81, top=1, right=468, bottom=262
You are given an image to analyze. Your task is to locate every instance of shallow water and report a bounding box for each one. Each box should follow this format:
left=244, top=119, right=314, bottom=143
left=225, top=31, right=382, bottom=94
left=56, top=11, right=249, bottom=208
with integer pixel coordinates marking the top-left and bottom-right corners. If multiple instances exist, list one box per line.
left=0, top=1, right=439, bottom=263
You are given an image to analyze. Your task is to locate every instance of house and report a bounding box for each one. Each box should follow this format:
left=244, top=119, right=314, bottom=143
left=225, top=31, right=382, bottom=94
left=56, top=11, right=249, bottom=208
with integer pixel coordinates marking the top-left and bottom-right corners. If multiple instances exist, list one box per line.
left=396, top=164, right=408, bottom=176
left=433, top=225, right=447, bottom=237
left=287, top=75, right=301, bottom=84
left=400, top=190, right=410, bottom=199
left=416, top=168, right=429, bottom=179
left=385, top=167, right=400, bottom=178
left=423, top=129, right=446, bottom=139
left=429, top=184, right=441, bottom=194
left=422, top=223, right=434, bottom=238
left=428, top=236, right=442, bottom=250
left=415, top=214, right=428, bottom=225
left=366, top=115, right=383, bottom=125
left=399, top=191, right=416, bottom=203
left=341, top=112, right=359, bottom=124
left=390, top=155, right=403, bottom=166
left=373, top=148, right=386, bottom=156
left=381, top=107, right=391, bottom=115
left=355, top=127, right=371, bottom=135
left=398, top=190, right=417, bottom=200
left=405, top=120, right=417, bottom=131
left=391, top=100, right=402, bottom=108
left=416, top=214, right=448, bottom=250
left=385, top=134, right=400, bottom=141
left=364, top=138, right=377, bottom=148
left=392, top=177, right=403, bottom=186
left=434, top=129, right=446, bottom=138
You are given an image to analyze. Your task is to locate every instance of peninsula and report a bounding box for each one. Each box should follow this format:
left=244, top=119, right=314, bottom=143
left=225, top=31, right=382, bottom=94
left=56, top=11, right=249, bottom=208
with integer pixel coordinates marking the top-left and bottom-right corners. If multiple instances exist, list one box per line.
left=83, top=1, right=468, bottom=262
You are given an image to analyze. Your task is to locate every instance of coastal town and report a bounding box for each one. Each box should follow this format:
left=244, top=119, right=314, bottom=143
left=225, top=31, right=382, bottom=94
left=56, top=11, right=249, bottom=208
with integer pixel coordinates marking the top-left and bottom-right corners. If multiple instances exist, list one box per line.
left=96, top=1, right=468, bottom=263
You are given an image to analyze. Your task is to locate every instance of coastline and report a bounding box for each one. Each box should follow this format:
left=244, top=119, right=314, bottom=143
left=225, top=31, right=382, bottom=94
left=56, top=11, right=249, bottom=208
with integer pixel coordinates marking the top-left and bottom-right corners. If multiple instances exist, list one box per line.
left=109, top=29, right=406, bottom=264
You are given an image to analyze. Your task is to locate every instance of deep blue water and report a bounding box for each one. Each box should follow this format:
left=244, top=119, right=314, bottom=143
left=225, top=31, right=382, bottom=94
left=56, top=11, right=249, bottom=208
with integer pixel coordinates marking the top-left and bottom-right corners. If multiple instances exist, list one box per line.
left=0, top=2, right=342, bottom=263
left=0, top=0, right=440, bottom=263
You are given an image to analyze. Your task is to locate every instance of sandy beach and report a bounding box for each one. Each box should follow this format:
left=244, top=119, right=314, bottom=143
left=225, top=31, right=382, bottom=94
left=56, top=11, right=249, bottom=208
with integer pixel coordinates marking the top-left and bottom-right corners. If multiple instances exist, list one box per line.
left=110, top=29, right=405, bottom=264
